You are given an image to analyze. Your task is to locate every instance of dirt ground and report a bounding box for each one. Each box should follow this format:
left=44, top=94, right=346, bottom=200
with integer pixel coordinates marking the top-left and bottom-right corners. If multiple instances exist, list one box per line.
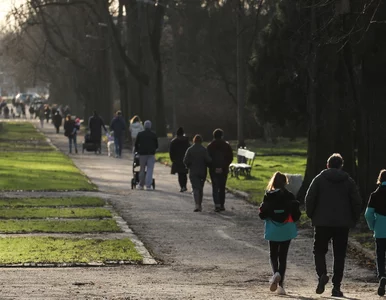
left=0, top=119, right=380, bottom=300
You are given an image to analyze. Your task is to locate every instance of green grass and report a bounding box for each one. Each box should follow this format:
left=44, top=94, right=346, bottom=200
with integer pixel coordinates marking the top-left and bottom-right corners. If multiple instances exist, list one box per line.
left=0, top=219, right=120, bottom=233
left=0, top=197, right=105, bottom=207
left=0, top=207, right=112, bottom=219
left=0, top=152, right=96, bottom=191
left=0, top=237, right=142, bottom=264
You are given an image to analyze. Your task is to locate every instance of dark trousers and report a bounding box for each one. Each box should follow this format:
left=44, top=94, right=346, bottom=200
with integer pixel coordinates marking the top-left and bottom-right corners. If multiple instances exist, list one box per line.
left=210, top=172, right=227, bottom=208
left=114, top=135, right=123, bottom=156
left=269, top=240, right=291, bottom=287
left=178, top=173, right=187, bottom=189
left=313, top=226, right=349, bottom=287
left=55, top=126, right=60, bottom=133
left=376, top=238, right=386, bottom=279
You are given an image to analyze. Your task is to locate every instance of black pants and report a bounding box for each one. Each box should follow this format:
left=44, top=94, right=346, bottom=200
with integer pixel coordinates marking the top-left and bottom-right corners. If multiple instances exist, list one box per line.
left=313, top=226, right=349, bottom=287
left=55, top=126, right=60, bottom=133
left=178, top=173, right=188, bottom=189
left=376, top=238, right=386, bottom=279
left=210, top=172, right=227, bottom=208
left=269, top=240, right=291, bottom=287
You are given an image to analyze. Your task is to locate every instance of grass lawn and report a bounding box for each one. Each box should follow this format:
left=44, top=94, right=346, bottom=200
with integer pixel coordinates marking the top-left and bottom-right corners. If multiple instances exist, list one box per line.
left=0, top=237, right=142, bottom=264
left=0, top=219, right=120, bottom=233
left=0, top=207, right=112, bottom=219
left=0, top=197, right=105, bottom=207
left=156, top=138, right=307, bottom=204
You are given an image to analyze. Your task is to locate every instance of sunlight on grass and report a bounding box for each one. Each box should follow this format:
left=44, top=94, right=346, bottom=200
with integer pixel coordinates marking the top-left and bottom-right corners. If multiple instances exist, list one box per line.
left=0, top=237, right=142, bottom=264
left=0, top=197, right=105, bottom=207
left=0, top=207, right=112, bottom=219
left=0, top=219, right=120, bottom=233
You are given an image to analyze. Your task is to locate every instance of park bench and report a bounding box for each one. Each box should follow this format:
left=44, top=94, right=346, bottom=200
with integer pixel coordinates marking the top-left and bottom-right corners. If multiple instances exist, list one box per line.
left=229, top=148, right=256, bottom=178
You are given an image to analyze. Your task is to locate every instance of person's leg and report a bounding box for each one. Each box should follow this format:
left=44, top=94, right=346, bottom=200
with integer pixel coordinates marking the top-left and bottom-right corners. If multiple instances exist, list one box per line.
left=210, top=173, right=221, bottom=210
left=219, top=173, right=227, bottom=209
left=118, top=136, right=123, bottom=156
left=331, top=227, right=349, bottom=289
left=139, top=155, right=147, bottom=187
left=278, top=240, right=291, bottom=287
left=182, top=173, right=188, bottom=190
left=114, top=136, right=119, bottom=157
left=314, top=226, right=332, bottom=294
left=376, top=239, right=386, bottom=279
left=73, top=134, right=78, bottom=153
left=145, top=155, right=155, bottom=188
left=269, top=241, right=280, bottom=274
left=68, top=136, right=72, bottom=153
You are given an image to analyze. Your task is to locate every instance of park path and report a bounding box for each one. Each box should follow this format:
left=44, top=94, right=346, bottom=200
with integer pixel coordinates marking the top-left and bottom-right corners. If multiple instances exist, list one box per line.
left=0, top=118, right=380, bottom=299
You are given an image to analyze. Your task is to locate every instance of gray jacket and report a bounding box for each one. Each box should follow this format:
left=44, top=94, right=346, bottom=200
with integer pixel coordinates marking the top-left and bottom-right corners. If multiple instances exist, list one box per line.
left=305, top=168, right=362, bottom=228
left=183, top=144, right=212, bottom=178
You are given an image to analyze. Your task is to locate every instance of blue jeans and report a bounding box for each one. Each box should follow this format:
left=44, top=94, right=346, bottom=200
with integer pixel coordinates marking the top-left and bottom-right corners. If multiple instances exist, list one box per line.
left=139, top=155, right=155, bottom=188
left=376, top=238, right=386, bottom=279
left=114, top=135, right=123, bottom=156
left=68, top=134, right=77, bottom=153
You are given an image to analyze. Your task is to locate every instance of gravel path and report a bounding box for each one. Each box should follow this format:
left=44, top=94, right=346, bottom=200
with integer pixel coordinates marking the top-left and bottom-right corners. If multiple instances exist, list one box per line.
left=0, top=119, right=380, bottom=299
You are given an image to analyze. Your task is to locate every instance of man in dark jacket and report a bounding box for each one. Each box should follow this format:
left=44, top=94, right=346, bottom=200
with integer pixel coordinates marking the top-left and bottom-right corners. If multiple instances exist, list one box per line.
left=169, top=127, right=190, bottom=192
left=305, top=153, right=362, bottom=298
left=135, top=120, right=158, bottom=190
left=207, top=128, right=233, bottom=212
left=110, top=110, right=126, bottom=158
left=88, top=111, right=107, bottom=150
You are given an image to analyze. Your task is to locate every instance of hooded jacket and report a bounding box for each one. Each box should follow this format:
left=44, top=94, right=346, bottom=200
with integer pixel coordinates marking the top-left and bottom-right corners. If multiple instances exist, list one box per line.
left=259, top=189, right=301, bottom=242
left=130, top=121, right=144, bottom=139
left=305, top=168, right=362, bottom=228
left=365, top=184, right=386, bottom=238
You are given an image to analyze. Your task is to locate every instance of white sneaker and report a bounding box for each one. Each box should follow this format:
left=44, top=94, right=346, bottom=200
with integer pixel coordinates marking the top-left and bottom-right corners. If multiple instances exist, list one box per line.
left=277, top=286, right=286, bottom=295
left=145, top=186, right=153, bottom=191
left=136, top=185, right=144, bottom=190
left=269, top=272, right=281, bottom=292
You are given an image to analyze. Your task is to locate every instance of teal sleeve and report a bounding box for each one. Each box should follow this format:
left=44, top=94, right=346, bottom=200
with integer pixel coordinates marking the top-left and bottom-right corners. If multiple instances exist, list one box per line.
left=364, top=207, right=376, bottom=231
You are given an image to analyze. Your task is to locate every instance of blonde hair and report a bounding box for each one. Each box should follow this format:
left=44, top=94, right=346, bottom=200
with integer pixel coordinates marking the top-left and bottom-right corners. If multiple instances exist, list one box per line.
left=377, top=169, right=386, bottom=184
left=266, top=171, right=288, bottom=191
left=130, top=115, right=141, bottom=124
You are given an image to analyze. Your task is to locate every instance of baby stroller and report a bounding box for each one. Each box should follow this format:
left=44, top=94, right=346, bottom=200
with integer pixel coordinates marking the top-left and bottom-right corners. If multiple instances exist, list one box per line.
left=82, top=133, right=101, bottom=154
left=131, top=153, right=155, bottom=189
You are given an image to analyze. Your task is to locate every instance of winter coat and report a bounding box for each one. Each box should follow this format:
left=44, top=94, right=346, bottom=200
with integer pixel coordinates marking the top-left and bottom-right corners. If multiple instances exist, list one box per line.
left=207, top=139, right=233, bottom=174
left=130, top=121, right=144, bottom=139
left=305, top=168, right=362, bottom=228
left=110, top=116, right=126, bottom=137
left=64, top=119, right=76, bottom=137
left=183, top=143, right=212, bottom=178
left=52, top=113, right=62, bottom=128
left=135, top=129, right=158, bottom=155
left=88, top=115, right=107, bottom=141
left=365, top=184, right=386, bottom=238
left=259, top=189, right=301, bottom=242
left=169, top=136, right=190, bottom=174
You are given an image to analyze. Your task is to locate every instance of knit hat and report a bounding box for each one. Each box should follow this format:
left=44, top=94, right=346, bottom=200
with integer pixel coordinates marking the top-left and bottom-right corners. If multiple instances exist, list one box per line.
left=176, top=127, right=184, bottom=136
left=144, top=120, right=152, bottom=129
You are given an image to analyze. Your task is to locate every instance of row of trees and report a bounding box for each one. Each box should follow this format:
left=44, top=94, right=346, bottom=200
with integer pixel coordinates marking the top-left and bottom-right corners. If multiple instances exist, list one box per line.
left=1, top=0, right=385, bottom=199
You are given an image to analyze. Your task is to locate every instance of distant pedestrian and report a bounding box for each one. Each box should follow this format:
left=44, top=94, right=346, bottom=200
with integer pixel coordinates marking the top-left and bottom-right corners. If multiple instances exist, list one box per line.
left=52, top=111, right=63, bottom=134
left=44, top=105, right=50, bottom=123
left=169, top=127, right=190, bottom=192
left=207, top=128, right=233, bottom=212
left=129, top=115, right=144, bottom=154
left=259, top=171, right=301, bottom=295
left=110, top=110, right=126, bottom=158
left=305, top=153, right=362, bottom=298
left=183, top=134, right=211, bottom=212
left=88, top=111, right=107, bottom=151
left=134, top=120, right=158, bottom=190
left=365, top=169, right=386, bottom=296
left=29, top=106, right=35, bottom=119
left=38, top=107, right=45, bottom=128
left=64, top=114, right=78, bottom=154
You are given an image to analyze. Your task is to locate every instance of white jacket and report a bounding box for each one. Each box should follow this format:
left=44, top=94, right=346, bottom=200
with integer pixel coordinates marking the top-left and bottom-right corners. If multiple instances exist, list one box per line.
left=130, top=121, right=144, bottom=138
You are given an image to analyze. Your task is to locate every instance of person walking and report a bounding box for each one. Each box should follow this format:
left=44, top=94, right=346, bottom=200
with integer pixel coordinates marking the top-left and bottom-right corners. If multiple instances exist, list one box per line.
left=134, top=120, right=158, bottom=190
left=88, top=111, right=107, bottom=152
left=110, top=110, right=126, bottom=158
left=129, top=115, right=144, bottom=154
left=38, top=106, right=45, bottom=128
left=259, top=171, right=301, bottom=295
left=52, top=111, right=63, bottom=134
left=365, top=169, right=386, bottom=296
left=305, top=153, right=362, bottom=297
left=169, top=127, right=190, bottom=192
left=64, top=114, right=78, bottom=154
left=207, top=128, right=233, bottom=212
left=183, top=134, right=211, bottom=212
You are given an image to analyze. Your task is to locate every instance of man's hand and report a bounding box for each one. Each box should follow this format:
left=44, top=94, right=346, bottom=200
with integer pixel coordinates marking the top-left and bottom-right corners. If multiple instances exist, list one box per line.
left=215, top=168, right=223, bottom=174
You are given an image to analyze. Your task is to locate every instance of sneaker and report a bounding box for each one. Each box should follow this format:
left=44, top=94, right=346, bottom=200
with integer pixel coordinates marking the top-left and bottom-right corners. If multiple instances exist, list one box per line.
left=214, top=207, right=221, bottom=212
left=316, top=274, right=329, bottom=294
left=220, top=206, right=225, bottom=211
left=193, top=208, right=202, bottom=212
left=146, top=186, right=153, bottom=191
left=136, top=185, right=144, bottom=190
left=331, top=287, right=344, bottom=297
left=269, top=272, right=281, bottom=292
left=181, top=187, right=187, bottom=192
left=378, top=277, right=386, bottom=296
left=277, top=286, right=286, bottom=295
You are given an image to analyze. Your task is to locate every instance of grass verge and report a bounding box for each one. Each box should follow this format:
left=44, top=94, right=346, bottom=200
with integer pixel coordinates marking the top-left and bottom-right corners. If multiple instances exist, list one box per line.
left=0, top=207, right=112, bottom=219
left=0, top=197, right=105, bottom=207
left=0, top=237, right=142, bottom=264
left=0, top=219, right=120, bottom=233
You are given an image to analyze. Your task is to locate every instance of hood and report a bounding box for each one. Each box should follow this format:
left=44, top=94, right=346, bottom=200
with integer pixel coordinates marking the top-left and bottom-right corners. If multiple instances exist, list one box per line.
left=265, top=189, right=284, bottom=201
left=320, top=168, right=349, bottom=183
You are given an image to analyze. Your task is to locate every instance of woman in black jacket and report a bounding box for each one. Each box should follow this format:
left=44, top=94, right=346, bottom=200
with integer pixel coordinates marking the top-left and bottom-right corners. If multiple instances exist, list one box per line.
left=169, top=127, right=190, bottom=192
